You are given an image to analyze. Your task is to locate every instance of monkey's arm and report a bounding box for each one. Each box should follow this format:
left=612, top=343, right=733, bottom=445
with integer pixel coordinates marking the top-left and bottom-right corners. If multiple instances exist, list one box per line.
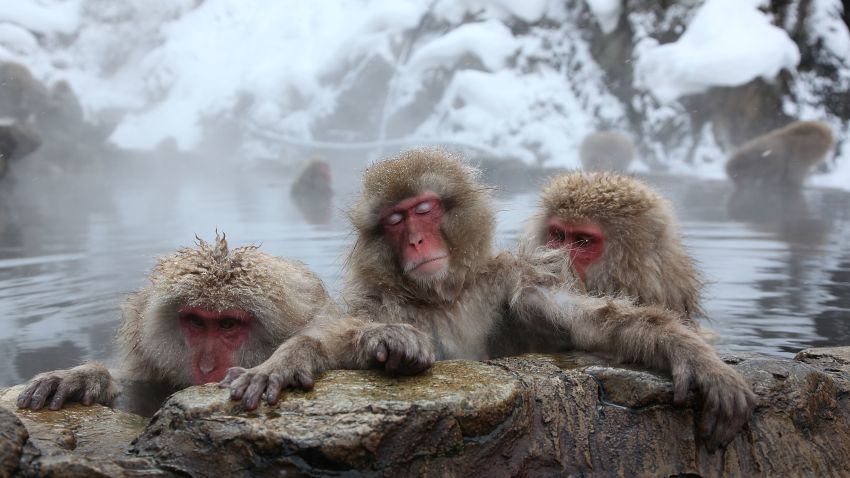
left=220, top=315, right=434, bottom=410
left=16, top=362, right=120, bottom=411
left=517, top=288, right=755, bottom=450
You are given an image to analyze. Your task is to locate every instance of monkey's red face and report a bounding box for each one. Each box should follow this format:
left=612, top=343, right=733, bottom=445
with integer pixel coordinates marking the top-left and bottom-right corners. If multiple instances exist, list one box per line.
left=381, top=191, right=450, bottom=280
left=546, top=217, right=605, bottom=282
left=178, top=306, right=252, bottom=384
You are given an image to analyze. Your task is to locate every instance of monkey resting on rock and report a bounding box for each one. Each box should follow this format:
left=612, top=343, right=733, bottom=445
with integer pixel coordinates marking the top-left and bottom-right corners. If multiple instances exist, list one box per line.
left=221, top=149, right=754, bottom=449
left=17, top=234, right=334, bottom=413
left=524, top=171, right=704, bottom=329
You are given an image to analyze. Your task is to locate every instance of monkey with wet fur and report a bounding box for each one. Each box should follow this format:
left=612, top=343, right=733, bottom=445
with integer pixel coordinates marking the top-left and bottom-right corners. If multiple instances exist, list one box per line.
left=524, top=172, right=704, bottom=329
left=17, top=234, right=334, bottom=412
left=291, top=158, right=333, bottom=224
left=579, top=130, right=635, bottom=172
left=725, top=120, right=833, bottom=188
left=221, top=150, right=754, bottom=448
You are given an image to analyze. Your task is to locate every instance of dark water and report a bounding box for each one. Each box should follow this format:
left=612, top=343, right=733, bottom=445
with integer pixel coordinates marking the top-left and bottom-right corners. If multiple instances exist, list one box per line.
left=1, top=162, right=848, bottom=386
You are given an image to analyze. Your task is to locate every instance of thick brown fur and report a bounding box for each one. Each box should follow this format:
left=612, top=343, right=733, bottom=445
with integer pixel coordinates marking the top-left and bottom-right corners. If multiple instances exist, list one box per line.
left=725, top=120, right=833, bottom=188
left=17, top=234, right=333, bottom=411
left=579, top=130, right=634, bottom=171
left=0, top=118, right=42, bottom=172
left=526, top=172, right=704, bottom=327
left=223, top=149, right=754, bottom=449
left=290, top=159, right=333, bottom=224
left=0, top=62, right=49, bottom=121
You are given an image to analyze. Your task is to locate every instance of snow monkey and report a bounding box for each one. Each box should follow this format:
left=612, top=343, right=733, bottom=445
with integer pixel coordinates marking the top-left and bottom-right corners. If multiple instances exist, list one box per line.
left=725, top=120, right=833, bottom=188
left=17, top=234, right=334, bottom=412
left=525, top=172, right=704, bottom=329
left=579, top=130, right=634, bottom=172
left=290, top=158, right=333, bottom=224
left=221, top=149, right=754, bottom=448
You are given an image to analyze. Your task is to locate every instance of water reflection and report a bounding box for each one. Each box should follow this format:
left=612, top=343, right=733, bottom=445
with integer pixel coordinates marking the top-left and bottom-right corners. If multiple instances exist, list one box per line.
left=0, top=165, right=848, bottom=387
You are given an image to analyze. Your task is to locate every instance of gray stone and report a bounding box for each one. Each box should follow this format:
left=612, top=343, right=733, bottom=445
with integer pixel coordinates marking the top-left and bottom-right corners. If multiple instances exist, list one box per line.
left=0, top=386, right=167, bottom=477
left=129, top=348, right=850, bottom=477
left=4, top=348, right=850, bottom=476
left=0, top=407, right=27, bottom=478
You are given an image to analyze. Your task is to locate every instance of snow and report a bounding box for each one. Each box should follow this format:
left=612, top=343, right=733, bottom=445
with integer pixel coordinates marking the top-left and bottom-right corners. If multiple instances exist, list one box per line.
left=0, top=0, right=80, bottom=35
left=0, top=0, right=847, bottom=187
left=585, top=0, right=622, bottom=34
left=407, top=20, right=517, bottom=74
left=635, top=0, right=800, bottom=103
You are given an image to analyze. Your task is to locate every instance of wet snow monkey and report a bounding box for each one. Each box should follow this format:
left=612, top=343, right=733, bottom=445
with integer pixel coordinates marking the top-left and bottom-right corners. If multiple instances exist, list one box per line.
left=17, top=234, right=334, bottom=413
left=526, top=172, right=704, bottom=329
left=725, top=120, right=833, bottom=188
left=221, top=149, right=754, bottom=448
left=579, top=130, right=635, bottom=172
left=290, top=158, right=333, bottom=224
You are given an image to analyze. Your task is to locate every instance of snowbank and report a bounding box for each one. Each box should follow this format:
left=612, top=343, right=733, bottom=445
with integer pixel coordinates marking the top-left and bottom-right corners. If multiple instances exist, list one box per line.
left=0, top=0, right=846, bottom=186
left=635, top=0, right=800, bottom=103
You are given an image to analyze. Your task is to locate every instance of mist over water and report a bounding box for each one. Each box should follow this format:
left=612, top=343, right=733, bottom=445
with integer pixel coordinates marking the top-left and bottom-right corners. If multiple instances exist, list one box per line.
left=1, top=0, right=849, bottom=389
left=0, top=151, right=849, bottom=387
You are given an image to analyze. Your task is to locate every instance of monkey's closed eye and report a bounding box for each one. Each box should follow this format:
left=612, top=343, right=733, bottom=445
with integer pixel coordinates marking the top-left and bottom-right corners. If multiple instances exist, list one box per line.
left=385, top=212, right=404, bottom=226
left=219, top=318, right=238, bottom=330
left=414, top=201, right=433, bottom=214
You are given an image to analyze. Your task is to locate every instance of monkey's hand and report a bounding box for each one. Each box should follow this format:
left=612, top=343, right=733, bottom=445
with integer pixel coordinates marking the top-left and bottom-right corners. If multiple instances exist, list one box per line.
left=673, top=358, right=755, bottom=450
left=16, top=362, right=119, bottom=411
left=219, top=335, right=324, bottom=411
left=357, top=323, right=435, bottom=376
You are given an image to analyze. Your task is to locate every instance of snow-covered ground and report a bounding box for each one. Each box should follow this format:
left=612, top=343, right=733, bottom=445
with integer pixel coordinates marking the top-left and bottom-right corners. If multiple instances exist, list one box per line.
left=1, top=0, right=848, bottom=186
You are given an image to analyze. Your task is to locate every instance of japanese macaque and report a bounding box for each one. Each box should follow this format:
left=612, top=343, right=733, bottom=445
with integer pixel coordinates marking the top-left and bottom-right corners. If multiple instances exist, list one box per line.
left=221, top=149, right=754, bottom=448
left=291, top=159, right=333, bottom=224
left=524, top=172, right=703, bottom=328
left=48, top=80, right=84, bottom=126
left=579, top=130, right=634, bottom=171
left=0, top=62, right=49, bottom=121
left=17, top=234, right=333, bottom=412
left=0, top=118, right=42, bottom=176
left=725, top=120, right=833, bottom=188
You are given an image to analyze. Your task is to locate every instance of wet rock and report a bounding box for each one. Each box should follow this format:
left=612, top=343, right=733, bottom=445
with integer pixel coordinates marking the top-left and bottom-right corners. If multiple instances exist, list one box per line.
left=132, top=361, right=522, bottom=476
left=0, top=407, right=27, bottom=478
left=3, top=348, right=849, bottom=476
left=0, top=386, right=167, bottom=477
left=126, top=348, right=850, bottom=477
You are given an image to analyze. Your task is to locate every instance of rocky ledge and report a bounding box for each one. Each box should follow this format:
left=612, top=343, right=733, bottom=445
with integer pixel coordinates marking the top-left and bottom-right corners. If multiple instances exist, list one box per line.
left=2, top=348, right=849, bottom=477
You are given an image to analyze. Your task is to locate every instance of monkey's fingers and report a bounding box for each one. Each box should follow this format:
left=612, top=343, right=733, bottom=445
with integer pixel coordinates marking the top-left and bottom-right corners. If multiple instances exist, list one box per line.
left=82, top=389, right=97, bottom=406
left=218, top=367, right=247, bottom=387
left=375, top=343, right=389, bottom=363
left=29, top=378, right=60, bottom=410
left=385, top=347, right=404, bottom=373
left=48, top=381, right=77, bottom=410
left=265, top=374, right=284, bottom=405
left=398, top=355, right=431, bottom=375
left=228, top=373, right=253, bottom=401
left=704, top=388, right=754, bottom=449
left=16, top=380, right=42, bottom=409
left=295, top=371, right=314, bottom=390
left=242, top=374, right=269, bottom=411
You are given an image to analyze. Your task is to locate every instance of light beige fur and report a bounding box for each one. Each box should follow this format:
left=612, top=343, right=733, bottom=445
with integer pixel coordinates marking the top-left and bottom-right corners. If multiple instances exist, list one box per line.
left=526, top=172, right=704, bottom=328
left=17, top=234, right=333, bottom=411
left=223, top=150, right=754, bottom=449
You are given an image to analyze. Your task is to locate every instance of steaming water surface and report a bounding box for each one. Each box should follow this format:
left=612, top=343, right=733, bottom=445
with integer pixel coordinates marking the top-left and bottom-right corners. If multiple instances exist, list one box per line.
left=0, top=167, right=848, bottom=386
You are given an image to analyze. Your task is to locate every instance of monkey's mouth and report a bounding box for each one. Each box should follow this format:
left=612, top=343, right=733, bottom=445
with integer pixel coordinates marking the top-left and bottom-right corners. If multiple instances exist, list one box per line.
left=405, top=255, right=449, bottom=275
